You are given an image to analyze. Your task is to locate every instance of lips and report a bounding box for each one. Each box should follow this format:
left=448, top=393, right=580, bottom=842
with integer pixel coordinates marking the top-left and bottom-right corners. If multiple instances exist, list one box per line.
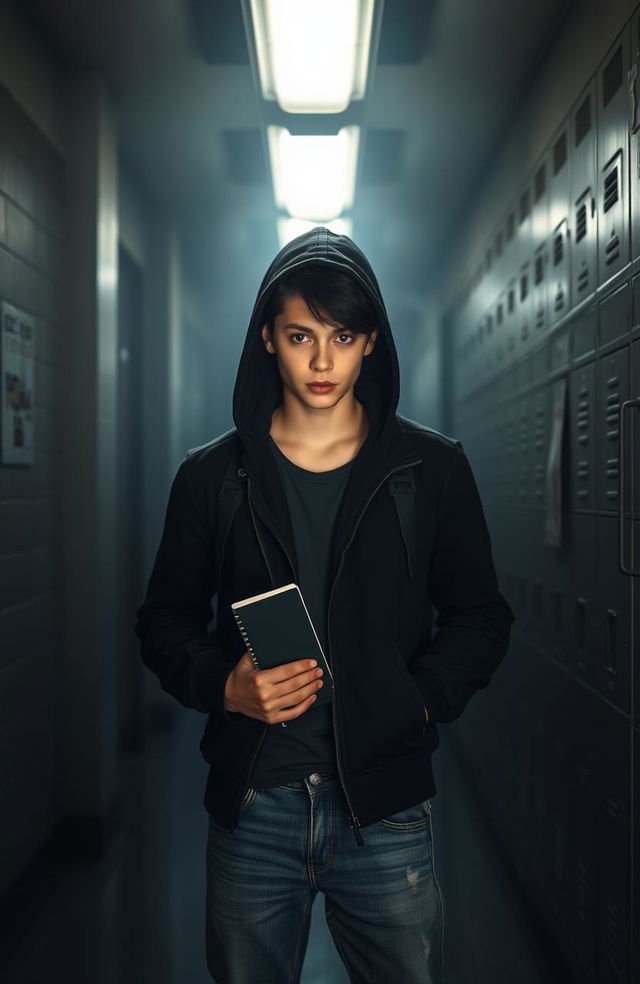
left=308, top=382, right=336, bottom=390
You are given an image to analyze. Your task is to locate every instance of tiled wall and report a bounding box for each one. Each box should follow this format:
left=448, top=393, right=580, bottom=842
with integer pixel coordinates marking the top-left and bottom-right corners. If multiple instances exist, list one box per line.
left=0, top=84, right=65, bottom=895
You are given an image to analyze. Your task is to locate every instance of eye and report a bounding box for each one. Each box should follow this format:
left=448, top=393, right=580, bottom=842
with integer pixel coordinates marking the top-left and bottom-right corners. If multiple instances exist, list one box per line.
left=336, top=333, right=355, bottom=344
left=290, top=333, right=308, bottom=344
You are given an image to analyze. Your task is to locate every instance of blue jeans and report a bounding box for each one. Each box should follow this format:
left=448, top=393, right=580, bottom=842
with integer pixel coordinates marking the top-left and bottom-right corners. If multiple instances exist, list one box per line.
left=205, top=771, right=446, bottom=983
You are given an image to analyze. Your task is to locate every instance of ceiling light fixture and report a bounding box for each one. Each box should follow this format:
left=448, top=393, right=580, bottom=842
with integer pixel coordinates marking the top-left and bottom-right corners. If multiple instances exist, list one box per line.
left=267, top=124, right=359, bottom=220
left=250, top=0, right=375, bottom=113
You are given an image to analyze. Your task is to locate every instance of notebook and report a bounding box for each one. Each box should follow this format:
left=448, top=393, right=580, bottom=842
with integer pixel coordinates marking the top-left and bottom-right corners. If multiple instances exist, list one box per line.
left=231, top=583, right=334, bottom=707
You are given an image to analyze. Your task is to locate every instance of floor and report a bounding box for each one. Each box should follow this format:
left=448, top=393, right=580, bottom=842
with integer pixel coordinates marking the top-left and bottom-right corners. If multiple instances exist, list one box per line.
left=1, top=709, right=575, bottom=984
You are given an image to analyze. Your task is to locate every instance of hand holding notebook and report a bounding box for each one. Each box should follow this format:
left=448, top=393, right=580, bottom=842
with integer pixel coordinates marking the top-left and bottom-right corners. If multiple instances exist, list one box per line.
left=230, top=583, right=334, bottom=713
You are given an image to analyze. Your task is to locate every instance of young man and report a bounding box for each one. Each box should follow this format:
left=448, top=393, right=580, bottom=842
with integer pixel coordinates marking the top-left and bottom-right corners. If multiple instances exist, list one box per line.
left=135, top=226, right=515, bottom=984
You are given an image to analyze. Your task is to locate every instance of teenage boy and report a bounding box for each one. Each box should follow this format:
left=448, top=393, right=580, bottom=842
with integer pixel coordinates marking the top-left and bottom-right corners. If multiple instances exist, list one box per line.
left=135, top=226, right=515, bottom=984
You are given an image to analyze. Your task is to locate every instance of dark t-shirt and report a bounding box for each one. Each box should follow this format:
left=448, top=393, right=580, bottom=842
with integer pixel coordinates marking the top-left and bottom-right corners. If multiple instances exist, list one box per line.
left=248, top=435, right=355, bottom=788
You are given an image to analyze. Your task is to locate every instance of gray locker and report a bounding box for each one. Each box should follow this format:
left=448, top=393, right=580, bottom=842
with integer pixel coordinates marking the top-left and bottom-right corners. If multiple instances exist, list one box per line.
left=597, top=28, right=631, bottom=288
left=599, top=279, right=631, bottom=351
left=549, top=122, right=571, bottom=325
left=569, top=512, right=597, bottom=684
left=569, top=359, right=597, bottom=510
left=531, top=158, right=549, bottom=343
left=629, top=8, right=640, bottom=263
left=530, top=377, right=549, bottom=507
left=592, top=696, right=631, bottom=984
left=594, top=514, right=631, bottom=713
left=505, top=273, right=518, bottom=362
left=571, top=303, right=598, bottom=363
left=570, top=80, right=598, bottom=303
left=517, top=182, right=533, bottom=359
left=596, top=339, right=631, bottom=512
left=495, top=286, right=507, bottom=370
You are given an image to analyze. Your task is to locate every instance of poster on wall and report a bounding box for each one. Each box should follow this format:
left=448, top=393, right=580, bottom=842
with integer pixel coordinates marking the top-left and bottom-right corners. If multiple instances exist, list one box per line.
left=1, top=301, right=34, bottom=466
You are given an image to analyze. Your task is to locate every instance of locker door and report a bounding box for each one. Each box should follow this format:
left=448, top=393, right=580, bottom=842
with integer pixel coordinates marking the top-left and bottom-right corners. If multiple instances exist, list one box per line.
left=597, top=28, right=631, bottom=288
left=571, top=81, right=598, bottom=304
left=629, top=8, right=640, bottom=262
left=596, top=338, right=631, bottom=512
left=569, top=359, right=597, bottom=510
left=593, top=698, right=631, bottom=984
left=531, top=158, right=549, bottom=344
left=549, top=123, right=571, bottom=325
left=516, top=183, right=533, bottom=359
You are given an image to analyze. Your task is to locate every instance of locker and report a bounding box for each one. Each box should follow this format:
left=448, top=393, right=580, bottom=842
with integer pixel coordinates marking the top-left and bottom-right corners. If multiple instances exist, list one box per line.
left=494, top=286, right=507, bottom=369
left=569, top=359, right=597, bottom=510
left=505, top=396, right=518, bottom=505
left=569, top=512, right=597, bottom=684
left=549, top=121, right=572, bottom=325
left=517, top=392, right=531, bottom=506
left=570, top=80, right=598, bottom=303
left=594, top=514, right=632, bottom=714
left=593, top=697, right=631, bottom=984
left=545, top=676, right=598, bottom=981
left=531, top=158, right=550, bottom=343
left=571, top=303, right=598, bottom=363
left=599, top=279, right=631, bottom=350
left=629, top=8, right=640, bottom=262
left=542, top=512, right=572, bottom=665
left=505, top=274, right=518, bottom=362
left=597, top=28, right=631, bottom=288
left=596, top=341, right=631, bottom=512
left=516, top=181, right=534, bottom=359
left=530, top=380, right=549, bottom=507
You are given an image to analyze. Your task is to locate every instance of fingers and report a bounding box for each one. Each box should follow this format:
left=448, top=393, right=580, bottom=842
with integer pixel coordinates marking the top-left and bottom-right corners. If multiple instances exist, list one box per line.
left=257, top=670, right=325, bottom=723
left=261, top=658, right=318, bottom=685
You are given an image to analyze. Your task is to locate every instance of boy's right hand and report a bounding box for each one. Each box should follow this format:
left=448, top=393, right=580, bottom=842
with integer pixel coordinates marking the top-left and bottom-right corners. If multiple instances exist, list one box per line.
left=224, top=650, right=324, bottom=724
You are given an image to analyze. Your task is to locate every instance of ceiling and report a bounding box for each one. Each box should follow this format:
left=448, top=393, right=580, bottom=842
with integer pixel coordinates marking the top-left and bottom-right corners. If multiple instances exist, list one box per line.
left=21, top=0, right=570, bottom=329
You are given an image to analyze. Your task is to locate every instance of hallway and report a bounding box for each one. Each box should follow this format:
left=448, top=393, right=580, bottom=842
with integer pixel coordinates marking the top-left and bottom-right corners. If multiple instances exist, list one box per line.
left=1, top=706, right=570, bottom=984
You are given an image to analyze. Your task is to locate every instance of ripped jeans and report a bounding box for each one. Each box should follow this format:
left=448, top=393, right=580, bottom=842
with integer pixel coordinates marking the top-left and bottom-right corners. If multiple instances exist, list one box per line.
left=205, top=772, right=446, bottom=984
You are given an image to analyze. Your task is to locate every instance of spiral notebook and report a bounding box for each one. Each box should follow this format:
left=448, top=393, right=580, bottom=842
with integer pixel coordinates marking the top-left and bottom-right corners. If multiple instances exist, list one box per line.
left=231, top=583, right=334, bottom=707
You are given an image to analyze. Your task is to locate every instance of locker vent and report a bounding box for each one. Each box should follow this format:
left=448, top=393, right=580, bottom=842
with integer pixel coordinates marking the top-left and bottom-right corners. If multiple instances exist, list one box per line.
left=534, top=164, right=546, bottom=202
left=553, top=132, right=567, bottom=174
left=520, top=272, right=528, bottom=301
left=534, top=252, right=545, bottom=285
left=508, top=286, right=515, bottom=313
left=519, top=190, right=530, bottom=223
left=554, top=287, right=565, bottom=312
left=603, top=163, right=619, bottom=213
left=497, top=302, right=504, bottom=325
left=602, top=45, right=623, bottom=109
left=553, top=230, right=564, bottom=266
left=575, top=94, right=591, bottom=146
left=576, top=202, right=587, bottom=242
left=577, top=266, right=590, bottom=293
left=605, top=233, right=620, bottom=265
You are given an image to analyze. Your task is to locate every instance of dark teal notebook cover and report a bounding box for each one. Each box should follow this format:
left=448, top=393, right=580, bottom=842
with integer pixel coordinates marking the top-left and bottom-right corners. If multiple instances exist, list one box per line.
left=231, top=583, right=333, bottom=707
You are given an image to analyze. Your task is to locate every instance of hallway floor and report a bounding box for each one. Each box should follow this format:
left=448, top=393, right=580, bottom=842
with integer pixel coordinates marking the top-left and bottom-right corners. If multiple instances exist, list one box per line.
left=1, top=709, right=574, bottom=984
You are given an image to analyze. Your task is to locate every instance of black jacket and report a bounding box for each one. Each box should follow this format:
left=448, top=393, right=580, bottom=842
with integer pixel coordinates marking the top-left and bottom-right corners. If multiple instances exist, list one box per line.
left=134, top=226, right=516, bottom=845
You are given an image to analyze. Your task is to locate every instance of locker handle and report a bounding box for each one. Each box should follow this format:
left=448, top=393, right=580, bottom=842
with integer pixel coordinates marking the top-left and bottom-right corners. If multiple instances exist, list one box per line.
left=629, top=65, right=640, bottom=134
left=618, top=397, right=640, bottom=575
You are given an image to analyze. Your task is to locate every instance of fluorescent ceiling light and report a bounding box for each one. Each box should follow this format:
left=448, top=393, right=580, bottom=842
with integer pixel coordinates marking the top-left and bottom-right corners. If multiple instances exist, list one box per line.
left=277, top=217, right=352, bottom=248
left=250, top=0, right=374, bottom=113
left=268, top=125, right=359, bottom=220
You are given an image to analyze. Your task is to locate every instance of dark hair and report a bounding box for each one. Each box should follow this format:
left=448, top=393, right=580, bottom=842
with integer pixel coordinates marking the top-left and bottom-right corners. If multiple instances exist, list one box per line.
left=261, top=263, right=378, bottom=338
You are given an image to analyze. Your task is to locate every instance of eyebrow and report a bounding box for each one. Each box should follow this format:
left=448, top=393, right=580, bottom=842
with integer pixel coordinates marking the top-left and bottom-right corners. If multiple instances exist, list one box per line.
left=282, top=322, right=350, bottom=332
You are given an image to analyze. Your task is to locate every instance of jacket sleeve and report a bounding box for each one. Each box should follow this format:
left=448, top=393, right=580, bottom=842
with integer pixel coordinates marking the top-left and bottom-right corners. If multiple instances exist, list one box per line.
left=410, top=444, right=516, bottom=723
left=134, top=453, right=244, bottom=724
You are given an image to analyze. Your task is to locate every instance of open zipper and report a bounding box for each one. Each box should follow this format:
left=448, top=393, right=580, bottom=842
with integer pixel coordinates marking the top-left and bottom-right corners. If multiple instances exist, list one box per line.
left=234, top=458, right=421, bottom=845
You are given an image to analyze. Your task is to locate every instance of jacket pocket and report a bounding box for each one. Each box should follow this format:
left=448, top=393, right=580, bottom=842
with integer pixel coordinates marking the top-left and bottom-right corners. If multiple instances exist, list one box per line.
left=391, top=641, right=428, bottom=736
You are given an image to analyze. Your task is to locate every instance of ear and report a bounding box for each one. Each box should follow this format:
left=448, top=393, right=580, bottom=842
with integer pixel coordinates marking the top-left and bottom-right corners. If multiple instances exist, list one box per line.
left=363, top=327, right=378, bottom=356
left=261, top=322, right=274, bottom=353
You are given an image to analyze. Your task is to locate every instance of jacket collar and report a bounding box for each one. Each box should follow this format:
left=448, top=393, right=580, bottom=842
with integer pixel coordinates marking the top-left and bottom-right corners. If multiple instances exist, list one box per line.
left=238, top=414, right=421, bottom=584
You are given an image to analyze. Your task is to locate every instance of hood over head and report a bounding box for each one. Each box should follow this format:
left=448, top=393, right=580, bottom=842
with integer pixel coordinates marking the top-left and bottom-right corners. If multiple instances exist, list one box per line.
left=232, top=226, right=401, bottom=451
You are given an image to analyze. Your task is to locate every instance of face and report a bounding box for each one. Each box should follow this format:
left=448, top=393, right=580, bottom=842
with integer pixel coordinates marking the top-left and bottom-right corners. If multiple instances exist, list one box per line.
left=261, top=293, right=378, bottom=411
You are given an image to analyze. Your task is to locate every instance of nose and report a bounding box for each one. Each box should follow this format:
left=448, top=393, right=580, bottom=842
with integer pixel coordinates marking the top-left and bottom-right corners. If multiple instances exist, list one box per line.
left=310, top=339, right=333, bottom=372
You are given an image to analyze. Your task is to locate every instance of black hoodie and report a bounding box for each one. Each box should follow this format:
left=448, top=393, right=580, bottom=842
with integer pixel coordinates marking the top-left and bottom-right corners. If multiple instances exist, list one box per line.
left=135, top=226, right=516, bottom=844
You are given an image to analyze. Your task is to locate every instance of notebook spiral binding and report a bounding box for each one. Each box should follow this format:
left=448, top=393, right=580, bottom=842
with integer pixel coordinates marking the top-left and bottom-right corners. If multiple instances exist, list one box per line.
left=232, top=610, right=261, bottom=671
